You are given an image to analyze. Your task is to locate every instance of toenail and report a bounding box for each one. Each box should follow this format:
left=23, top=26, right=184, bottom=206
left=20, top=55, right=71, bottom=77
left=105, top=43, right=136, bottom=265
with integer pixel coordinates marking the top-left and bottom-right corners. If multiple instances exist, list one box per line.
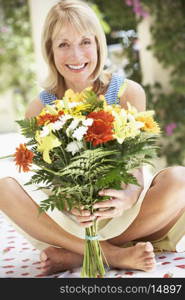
left=40, top=252, right=48, bottom=261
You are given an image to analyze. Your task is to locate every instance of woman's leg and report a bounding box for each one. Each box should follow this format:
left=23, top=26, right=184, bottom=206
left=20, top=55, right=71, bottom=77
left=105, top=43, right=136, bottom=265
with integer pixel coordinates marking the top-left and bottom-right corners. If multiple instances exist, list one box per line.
left=0, top=177, right=155, bottom=274
left=109, top=166, right=185, bottom=246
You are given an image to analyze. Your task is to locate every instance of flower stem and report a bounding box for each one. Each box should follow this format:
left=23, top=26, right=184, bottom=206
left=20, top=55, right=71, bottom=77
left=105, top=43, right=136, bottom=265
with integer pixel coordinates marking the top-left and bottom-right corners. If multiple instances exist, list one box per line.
left=81, top=221, right=106, bottom=278
left=0, top=154, right=14, bottom=159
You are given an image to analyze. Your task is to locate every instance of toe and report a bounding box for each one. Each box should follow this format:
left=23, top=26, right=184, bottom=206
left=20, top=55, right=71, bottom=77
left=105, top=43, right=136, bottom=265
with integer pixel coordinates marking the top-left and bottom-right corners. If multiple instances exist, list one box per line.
left=40, top=260, right=50, bottom=268
left=145, top=257, right=156, bottom=264
left=145, top=264, right=156, bottom=272
left=145, top=242, right=154, bottom=252
left=143, top=252, right=155, bottom=260
left=40, top=251, right=48, bottom=262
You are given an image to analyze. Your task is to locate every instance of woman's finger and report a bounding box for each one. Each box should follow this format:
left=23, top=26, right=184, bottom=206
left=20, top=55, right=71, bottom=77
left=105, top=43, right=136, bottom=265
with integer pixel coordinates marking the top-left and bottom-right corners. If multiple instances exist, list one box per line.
left=93, top=197, right=124, bottom=210
left=71, top=208, right=91, bottom=217
left=94, top=207, right=117, bottom=218
left=76, top=214, right=96, bottom=223
left=93, top=198, right=116, bottom=209
left=99, top=189, right=124, bottom=198
left=79, top=221, right=94, bottom=228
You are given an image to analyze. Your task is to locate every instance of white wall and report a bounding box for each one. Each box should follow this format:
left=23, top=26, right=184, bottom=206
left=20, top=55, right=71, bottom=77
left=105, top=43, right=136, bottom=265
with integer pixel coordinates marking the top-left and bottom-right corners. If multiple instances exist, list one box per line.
left=28, top=0, right=58, bottom=88
left=137, top=15, right=172, bottom=93
left=0, top=91, right=18, bottom=133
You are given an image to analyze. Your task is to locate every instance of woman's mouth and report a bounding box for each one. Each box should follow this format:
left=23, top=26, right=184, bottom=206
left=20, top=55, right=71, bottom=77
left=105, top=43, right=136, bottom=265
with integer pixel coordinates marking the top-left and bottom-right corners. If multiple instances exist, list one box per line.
left=66, top=63, right=88, bottom=71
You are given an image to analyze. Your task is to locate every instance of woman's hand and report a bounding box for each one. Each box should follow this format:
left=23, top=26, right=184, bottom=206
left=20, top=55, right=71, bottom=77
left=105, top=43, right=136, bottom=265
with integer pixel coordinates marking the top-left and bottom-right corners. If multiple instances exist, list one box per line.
left=70, top=186, right=142, bottom=227
left=70, top=207, right=96, bottom=228
left=70, top=168, right=144, bottom=227
left=92, top=188, right=138, bottom=220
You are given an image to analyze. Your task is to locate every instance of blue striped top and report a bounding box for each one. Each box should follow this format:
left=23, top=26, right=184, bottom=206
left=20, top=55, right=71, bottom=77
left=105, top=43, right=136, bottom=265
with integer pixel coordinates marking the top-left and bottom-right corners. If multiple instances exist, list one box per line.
left=39, top=73, right=125, bottom=106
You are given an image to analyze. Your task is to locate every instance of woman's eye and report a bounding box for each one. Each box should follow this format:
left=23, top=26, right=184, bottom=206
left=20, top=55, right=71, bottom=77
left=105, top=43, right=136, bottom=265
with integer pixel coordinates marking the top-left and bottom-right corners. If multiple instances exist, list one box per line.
left=59, top=43, right=69, bottom=48
left=82, top=40, right=91, bottom=45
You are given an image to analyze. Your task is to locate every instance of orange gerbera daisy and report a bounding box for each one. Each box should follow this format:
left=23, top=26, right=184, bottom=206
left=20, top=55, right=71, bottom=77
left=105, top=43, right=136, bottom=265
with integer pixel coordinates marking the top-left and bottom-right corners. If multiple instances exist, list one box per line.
left=37, top=111, right=64, bottom=126
left=85, top=111, right=114, bottom=146
left=14, top=144, right=34, bottom=172
left=136, top=116, right=160, bottom=134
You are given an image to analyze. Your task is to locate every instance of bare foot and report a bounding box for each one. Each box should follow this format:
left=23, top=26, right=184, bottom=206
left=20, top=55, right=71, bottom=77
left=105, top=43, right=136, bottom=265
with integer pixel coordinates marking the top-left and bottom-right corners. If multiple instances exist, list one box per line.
left=108, top=242, right=156, bottom=272
left=40, top=242, right=155, bottom=275
left=40, top=246, right=83, bottom=275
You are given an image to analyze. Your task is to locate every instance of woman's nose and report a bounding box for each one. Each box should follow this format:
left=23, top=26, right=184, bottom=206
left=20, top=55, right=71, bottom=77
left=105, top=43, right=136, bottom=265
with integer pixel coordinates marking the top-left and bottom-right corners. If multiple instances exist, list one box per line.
left=69, top=46, right=83, bottom=60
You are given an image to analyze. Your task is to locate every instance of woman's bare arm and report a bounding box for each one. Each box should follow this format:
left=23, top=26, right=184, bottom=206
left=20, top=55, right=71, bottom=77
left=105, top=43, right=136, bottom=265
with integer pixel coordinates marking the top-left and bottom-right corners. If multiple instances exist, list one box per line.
left=25, top=98, right=44, bottom=119
left=120, top=79, right=146, bottom=112
left=119, top=79, right=146, bottom=189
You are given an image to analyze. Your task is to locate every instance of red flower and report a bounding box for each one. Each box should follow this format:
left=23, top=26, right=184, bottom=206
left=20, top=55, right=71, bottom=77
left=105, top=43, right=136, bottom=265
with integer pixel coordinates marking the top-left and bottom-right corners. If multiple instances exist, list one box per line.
left=14, top=144, right=34, bottom=172
left=37, top=111, right=64, bottom=126
left=85, top=111, right=114, bottom=146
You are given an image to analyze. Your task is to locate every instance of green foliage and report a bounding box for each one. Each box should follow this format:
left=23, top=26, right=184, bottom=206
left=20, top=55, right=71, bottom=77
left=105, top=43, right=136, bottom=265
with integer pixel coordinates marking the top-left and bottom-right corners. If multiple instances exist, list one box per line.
left=0, top=0, right=37, bottom=116
left=81, top=89, right=104, bottom=113
left=17, top=98, right=159, bottom=213
left=16, top=117, right=38, bottom=138
left=88, top=0, right=141, bottom=82
left=140, top=0, right=185, bottom=165
left=88, top=0, right=137, bottom=32
left=30, top=135, right=158, bottom=213
left=93, top=0, right=185, bottom=165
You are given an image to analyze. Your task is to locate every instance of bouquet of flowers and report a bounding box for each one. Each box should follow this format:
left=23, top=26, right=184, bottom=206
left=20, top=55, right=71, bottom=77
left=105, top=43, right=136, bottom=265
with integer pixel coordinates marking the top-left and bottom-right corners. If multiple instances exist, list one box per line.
left=1, top=87, right=160, bottom=278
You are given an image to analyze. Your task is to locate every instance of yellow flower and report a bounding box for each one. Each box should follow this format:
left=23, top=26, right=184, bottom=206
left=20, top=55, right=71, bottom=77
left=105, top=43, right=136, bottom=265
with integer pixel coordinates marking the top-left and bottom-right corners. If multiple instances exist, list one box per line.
left=64, top=89, right=82, bottom=103
left=113, top=117, right=127, bottom=144
left=103, top=100, right=122, bottom=115
left=113, top=118, right=141, bottom=143
left=99, top=94, right=106, bottom=102
left=40, top=105, right=58, bottom=116
left=136, top=115, right=160, bottom=134
left=64, top=87, right=92, bottom=103
left=53, top=100, right=65, bottom=112
left=126, top=103, right=160, bottom=134
left=80, top=87, right=93, bottom=99
left=71, top=103, right=92, bottom=115
left=113, top=108, right=144, bottom=143
left=126, top=101, right=138, bottom=116
left=35, top=131, right=61, bottom=164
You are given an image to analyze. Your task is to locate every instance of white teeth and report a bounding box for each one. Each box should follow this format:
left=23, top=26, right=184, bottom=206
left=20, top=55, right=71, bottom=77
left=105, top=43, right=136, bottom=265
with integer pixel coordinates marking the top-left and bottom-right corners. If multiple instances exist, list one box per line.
left=68, top=63, right=86, bottom=70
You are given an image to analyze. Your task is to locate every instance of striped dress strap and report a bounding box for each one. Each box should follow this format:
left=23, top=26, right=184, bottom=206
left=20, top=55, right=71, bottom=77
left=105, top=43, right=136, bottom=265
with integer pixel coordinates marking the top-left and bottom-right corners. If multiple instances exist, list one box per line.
left=39, top=90, right=57, bottom=105
left=39, top=73, right=125, bottom=106
left=104, top=73, right=125, bottom=105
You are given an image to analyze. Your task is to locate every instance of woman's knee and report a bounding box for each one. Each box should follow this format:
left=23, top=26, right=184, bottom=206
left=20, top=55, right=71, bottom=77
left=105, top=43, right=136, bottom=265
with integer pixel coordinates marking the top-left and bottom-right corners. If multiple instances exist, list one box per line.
left=154, top=166, right=185, bottom=186
left=153, top=166, right=185, bottom=208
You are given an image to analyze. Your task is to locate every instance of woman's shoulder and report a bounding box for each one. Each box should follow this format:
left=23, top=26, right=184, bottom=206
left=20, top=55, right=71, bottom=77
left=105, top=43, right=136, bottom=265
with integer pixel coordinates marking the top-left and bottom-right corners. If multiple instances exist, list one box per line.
left=25, top=89, right=57, bottom=119
left=25, top=98, right=44, bottom=119
left=119, top=79, right=146, bottom=111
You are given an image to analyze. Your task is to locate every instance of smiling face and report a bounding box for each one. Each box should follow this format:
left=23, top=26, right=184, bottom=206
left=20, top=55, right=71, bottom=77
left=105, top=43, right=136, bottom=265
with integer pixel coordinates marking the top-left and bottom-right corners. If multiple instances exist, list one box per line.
left=52, top=23, right=98, bottom=91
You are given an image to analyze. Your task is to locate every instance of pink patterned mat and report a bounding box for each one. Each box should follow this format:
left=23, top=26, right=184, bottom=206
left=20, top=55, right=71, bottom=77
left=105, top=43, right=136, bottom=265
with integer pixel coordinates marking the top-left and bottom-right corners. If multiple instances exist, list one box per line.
left=0, top=212, right=185, bottom=278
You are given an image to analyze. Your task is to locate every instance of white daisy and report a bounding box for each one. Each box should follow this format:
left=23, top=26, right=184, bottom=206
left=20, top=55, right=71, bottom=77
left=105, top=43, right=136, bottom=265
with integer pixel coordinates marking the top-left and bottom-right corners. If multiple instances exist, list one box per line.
left=52, top=120, right=64, bottom=131
left=68, top=119, right=80, bottom=131
left=65, top=141, right=83, bottom=155
left=72, top=126, right=88, bottom=141
left=82, top=118, right=93, bottom=127
left=40, top=126, right=50, bottom=137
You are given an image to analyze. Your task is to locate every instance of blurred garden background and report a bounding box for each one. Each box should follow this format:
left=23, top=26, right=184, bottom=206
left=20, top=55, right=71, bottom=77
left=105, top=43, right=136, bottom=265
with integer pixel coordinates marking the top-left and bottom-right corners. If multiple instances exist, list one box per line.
left=0, top=0, right=185, bottom=167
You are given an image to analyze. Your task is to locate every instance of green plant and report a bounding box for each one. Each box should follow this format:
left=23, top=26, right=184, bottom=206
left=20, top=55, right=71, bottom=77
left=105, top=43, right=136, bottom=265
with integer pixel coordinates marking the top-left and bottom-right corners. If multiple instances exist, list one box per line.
left=123, top=0, right=185, bottom=165
left=0, top=0, right=37, bottom=117
left=91, top=0, right=185, bottom=165
left=88, top=0, right=141, bottom=82
left=140, top=0, right=185, bottom=165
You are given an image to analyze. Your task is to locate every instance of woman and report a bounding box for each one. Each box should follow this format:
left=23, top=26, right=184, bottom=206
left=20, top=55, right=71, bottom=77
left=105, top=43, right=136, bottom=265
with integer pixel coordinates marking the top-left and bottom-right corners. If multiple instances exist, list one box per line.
left=0, top=0, right=185, bottom=276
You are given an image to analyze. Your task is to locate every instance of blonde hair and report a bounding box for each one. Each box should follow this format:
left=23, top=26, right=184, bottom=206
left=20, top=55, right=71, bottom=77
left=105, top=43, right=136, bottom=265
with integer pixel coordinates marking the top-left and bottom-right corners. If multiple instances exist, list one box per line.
left=41, top=0, right=110, bottom=98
